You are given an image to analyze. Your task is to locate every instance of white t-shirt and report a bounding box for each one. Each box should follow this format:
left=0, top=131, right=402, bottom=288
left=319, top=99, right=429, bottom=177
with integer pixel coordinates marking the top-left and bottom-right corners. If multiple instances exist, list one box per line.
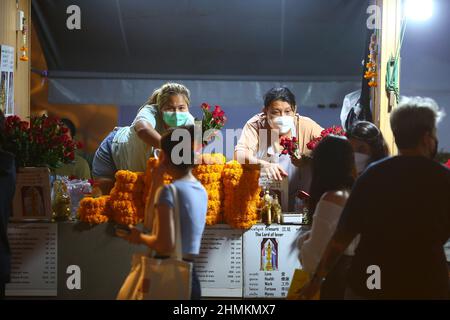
left=298, top=194, right=360, bottom=275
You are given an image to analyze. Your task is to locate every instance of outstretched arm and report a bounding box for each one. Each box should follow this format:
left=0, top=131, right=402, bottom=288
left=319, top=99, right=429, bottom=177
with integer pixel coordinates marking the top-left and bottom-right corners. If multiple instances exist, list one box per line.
left=134, top=120, right=161, bottom=149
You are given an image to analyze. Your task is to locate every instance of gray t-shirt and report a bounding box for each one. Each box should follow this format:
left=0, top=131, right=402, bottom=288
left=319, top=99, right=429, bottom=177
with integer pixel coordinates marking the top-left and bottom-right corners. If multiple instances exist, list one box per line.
left=157, top=179, right=208, bottom=255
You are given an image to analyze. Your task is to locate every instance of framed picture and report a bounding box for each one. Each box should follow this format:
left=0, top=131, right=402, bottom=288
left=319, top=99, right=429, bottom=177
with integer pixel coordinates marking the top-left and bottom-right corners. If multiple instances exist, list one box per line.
left=12, top=167, right=52, bottom=221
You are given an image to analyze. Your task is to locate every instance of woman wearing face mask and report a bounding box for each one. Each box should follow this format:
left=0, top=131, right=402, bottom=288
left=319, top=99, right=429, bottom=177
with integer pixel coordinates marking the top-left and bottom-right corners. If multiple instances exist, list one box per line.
left=234, top=87, right=323, bottom=210
left=297, top=136, right=358, bottom=299
left=346, top=121, right=389, bottom=175
left=92, top=82, right=195, bottom=193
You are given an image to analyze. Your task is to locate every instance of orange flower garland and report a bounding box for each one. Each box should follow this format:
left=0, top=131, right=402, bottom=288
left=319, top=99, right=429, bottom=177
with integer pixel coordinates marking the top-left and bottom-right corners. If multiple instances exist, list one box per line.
left=364, top=33, right=378, bottom=87
left=192, top=153, right=226, bottom=225
left=223, top=161, right=261, bottom=229
left=141, top=154, right=261, bottom=229
left=77, top=196, right=110, bottom=225
left=76, top=154, right=264, bottom=230
left=109, top=170, right=145, bottom=225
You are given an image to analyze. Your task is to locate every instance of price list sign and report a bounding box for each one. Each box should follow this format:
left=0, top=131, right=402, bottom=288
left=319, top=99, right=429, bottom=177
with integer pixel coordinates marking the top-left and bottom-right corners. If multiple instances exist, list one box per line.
left=243, top=224, right=301, bottom=298
left=196, top=225, right=243, bottom=297
left=5, top=223, right=58, bottom=296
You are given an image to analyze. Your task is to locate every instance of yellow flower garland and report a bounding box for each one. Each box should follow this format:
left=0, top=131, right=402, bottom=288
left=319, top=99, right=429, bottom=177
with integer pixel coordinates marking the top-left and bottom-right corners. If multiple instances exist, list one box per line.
left=77, top=196, right=110, bottom=225
left=84, top=154, right=262, bottom=229
left=109, top=170, right=145, bottom=225
left=192, top=153, right=225, bottom=225
left=223, top=161, right=261, bottom=230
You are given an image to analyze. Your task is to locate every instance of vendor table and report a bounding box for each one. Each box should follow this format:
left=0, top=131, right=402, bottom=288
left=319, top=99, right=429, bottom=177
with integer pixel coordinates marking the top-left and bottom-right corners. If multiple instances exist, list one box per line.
left=5, top=222, right=450, bottom=299
left=6, top=222, right=147, bottom=299
left=5, top=222, right=305, bottom=299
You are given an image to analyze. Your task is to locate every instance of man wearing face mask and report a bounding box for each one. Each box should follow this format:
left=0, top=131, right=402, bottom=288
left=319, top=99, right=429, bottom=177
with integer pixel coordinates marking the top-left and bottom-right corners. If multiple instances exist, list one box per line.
left=92, top=82, right=195, bottom=193
left=235, top=87, right=323, bottom=210
left=299, top=97, right=450, bottom=300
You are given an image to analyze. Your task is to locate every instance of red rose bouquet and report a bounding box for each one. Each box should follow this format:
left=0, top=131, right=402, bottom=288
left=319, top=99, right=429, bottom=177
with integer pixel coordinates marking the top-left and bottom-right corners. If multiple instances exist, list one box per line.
left=200, top=103, right=227, bottom=146
left=3, top=114, right=82, bottom=168
left=280, top=136, right=300, bottom=159
left=306, top=125, right=346, bottom=150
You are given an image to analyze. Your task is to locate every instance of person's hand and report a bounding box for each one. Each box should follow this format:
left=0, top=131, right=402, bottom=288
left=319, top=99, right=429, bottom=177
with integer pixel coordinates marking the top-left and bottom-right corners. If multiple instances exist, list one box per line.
left=261, top=162, right=288, bottom=181
left=122, top=225, right=142, bottom=245
left=297, top=276, right=322, bottom=300
left=290, top=155, right=303, bottom=168
left=297, top=231, right=310, bottom=248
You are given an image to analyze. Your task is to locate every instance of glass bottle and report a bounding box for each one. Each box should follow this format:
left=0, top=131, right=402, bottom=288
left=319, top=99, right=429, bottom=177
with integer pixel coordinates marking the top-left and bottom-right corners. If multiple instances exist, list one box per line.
left=52, top=179, right=71, bottom=221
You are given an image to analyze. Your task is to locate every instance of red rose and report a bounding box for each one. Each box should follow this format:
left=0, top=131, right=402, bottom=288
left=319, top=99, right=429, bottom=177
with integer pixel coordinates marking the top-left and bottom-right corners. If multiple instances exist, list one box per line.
left=280, top=136, right=299, bottom=157
left=212, top=105, right=225, bottom=118
left=76, top=141, right=84, bottom=149
left=64, top=151, right=75, bottom=161
left=7, top=115, right=21, bottom=124
left=58, top=135, right=66, bottom=143
left=445, top=159, right=450, bottom=169
left=64, top=140, right=74, bottom=149
left=201, top=102, right=226, bottom=146
left=306, top=140, right=315, bottom=150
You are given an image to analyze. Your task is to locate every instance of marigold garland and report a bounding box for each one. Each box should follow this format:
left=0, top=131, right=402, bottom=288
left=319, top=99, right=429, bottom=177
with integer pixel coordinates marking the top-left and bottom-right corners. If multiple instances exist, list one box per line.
left=192, top=153, right=226, bottom=225
left=77, top=195, right=110, bottom=225
left=131, top=154, right=261, bottom=229
left=364, top=33, right=378, bottom=88
left=196, top=153, right=227, bottom=165
left=109, top=170, right=145, bottom=225
left=223, top=161, right=261, bottom=229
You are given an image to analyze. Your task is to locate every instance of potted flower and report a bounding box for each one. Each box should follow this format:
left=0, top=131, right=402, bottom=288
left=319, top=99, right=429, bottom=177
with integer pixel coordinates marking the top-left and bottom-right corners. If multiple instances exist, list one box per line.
left=3, top=114, right=81, bottom=168
left=4, top=114, right=82, bottom=221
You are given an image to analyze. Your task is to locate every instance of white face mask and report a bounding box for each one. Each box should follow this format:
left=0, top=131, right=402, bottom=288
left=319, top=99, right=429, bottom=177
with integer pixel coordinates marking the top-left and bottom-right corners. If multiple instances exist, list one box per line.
left=270, top=116, right=294, bottom=134
left=354, top=152, right=370, bottom=174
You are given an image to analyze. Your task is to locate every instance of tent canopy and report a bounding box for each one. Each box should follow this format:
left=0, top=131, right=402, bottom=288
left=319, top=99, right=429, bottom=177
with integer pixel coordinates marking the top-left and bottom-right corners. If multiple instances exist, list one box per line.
left=33, top=0, right=368, bottom=80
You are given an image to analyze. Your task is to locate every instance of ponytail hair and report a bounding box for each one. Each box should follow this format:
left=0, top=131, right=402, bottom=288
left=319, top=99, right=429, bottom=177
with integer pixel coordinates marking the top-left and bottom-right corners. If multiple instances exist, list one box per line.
left=145, top=87, right=162, bottom=105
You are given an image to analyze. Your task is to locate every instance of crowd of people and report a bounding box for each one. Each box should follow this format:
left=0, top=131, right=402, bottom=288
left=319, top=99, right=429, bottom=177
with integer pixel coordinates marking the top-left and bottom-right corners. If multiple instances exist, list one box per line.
left=298, top=97, right=449, bottom=299
left=0, top=82, right=448, bottom=299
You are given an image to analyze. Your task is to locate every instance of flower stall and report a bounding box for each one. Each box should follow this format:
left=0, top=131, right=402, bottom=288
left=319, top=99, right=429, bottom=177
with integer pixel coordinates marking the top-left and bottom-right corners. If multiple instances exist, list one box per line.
left=77, top=154, right=265, bottom=231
